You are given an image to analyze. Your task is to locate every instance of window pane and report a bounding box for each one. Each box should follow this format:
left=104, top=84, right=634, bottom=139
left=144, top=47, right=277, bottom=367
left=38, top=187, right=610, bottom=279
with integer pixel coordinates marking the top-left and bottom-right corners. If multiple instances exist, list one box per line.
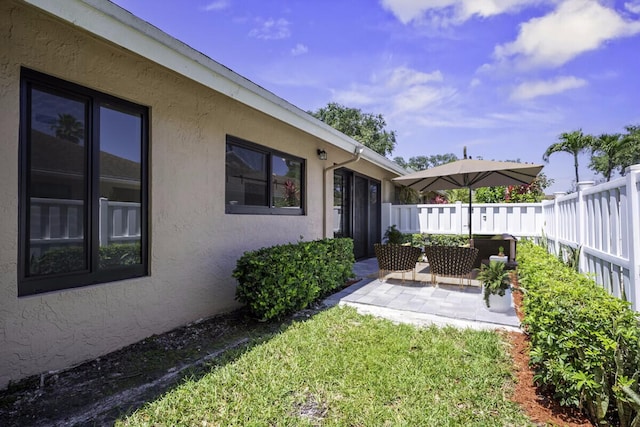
left=225, top=143, right=268, bottom=206
left=272, top=156, right=301, bottom=208
left=98, top=106, right=143, bottom=269
left=28, top=89, right=87, bottom=276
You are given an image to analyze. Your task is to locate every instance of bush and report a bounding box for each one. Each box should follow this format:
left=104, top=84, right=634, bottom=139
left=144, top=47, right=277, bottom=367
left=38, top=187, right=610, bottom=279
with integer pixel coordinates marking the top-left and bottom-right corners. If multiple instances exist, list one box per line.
left=414, top=233, right=469, bottom=247
left=518, top=241, right=640, bottom=427
left=233, top=238, right=355, bottom=321
left=30, top=242, right=141, bottom=274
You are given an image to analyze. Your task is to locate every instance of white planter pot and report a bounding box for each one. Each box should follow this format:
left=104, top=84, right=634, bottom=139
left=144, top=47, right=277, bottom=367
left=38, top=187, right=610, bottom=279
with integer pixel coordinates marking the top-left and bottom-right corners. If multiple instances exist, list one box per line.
left=486, top=288, right=512, bottom=313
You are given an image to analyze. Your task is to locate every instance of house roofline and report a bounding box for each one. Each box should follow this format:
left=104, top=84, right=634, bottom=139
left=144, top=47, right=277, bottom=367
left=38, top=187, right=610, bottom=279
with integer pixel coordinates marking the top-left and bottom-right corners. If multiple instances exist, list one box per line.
left=23, top=0, right=407, bottom=176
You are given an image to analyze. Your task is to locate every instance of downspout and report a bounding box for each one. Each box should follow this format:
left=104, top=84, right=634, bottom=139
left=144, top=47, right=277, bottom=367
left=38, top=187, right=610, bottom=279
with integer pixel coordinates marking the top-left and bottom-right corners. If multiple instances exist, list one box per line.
left=322, top=146, right=365, bottom=238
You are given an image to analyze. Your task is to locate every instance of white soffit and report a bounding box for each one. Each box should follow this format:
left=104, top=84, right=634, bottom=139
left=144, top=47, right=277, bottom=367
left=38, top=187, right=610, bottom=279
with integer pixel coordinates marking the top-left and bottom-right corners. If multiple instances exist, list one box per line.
left=23, top=0, right=406, bottom=176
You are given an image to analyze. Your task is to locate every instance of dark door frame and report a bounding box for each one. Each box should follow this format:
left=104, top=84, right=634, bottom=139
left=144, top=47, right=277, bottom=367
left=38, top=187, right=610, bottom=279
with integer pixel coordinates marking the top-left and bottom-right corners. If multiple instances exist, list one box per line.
left=333, top=168, right=381, bottom=259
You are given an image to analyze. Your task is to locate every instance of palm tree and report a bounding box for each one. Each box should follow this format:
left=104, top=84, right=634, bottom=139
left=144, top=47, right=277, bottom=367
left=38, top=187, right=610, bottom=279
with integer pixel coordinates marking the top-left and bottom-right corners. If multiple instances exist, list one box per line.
left=589, top=133, right=623, bottom=181
left=542, top=130, right=592, bottom=184
left=51, top=113, right=84, bottom=144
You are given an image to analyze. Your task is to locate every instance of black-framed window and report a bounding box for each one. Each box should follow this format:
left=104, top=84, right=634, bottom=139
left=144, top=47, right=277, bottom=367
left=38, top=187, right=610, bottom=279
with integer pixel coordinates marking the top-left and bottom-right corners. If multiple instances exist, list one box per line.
left=225, top=136, right=305, bottom=215
left=18, top=68, right=149, bottom=296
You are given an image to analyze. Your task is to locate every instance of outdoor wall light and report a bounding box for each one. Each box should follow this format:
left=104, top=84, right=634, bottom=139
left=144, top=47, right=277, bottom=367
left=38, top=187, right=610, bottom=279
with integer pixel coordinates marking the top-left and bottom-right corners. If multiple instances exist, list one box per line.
left=317, top=149, right=327, bottom=160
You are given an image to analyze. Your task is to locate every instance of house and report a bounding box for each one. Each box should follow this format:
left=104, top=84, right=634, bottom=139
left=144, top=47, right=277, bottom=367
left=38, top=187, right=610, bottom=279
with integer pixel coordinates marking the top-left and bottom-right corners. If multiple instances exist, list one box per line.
left=0, top=0, right=406, bottom=388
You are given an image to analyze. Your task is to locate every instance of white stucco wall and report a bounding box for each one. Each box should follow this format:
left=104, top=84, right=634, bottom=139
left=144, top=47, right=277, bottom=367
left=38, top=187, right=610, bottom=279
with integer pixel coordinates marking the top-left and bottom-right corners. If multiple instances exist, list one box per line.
left=0, top=1, right=400, bottom=388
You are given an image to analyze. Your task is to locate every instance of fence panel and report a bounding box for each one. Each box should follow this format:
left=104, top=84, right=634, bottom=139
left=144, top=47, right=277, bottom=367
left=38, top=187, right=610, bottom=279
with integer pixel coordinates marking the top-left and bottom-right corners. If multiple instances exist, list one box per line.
left=30, top=197, right=141, bottom=257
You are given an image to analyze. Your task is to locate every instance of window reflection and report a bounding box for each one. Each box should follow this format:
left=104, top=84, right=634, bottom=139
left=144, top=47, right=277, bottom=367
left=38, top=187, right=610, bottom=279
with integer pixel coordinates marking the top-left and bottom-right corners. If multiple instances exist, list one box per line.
left=29, top=89, right=87, bottom=275
left=272, top=156, right=301, bottom=208
left=98, top=106, right=143, bottom=269
left=225, top=144, right=268, bottom=206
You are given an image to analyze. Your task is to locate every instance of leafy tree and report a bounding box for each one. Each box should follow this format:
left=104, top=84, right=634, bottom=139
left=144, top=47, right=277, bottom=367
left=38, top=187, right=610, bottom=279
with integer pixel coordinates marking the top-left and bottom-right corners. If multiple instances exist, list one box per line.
left=474, top=173, right=552, bottom=203
left=542, top=129, right=592, bottom=184
left=445, top=188, right=471, bottom=203
left=475, top=186, right=505, bottom=203
left=618, top=125, right=640, bottom=174
left=51, top=113, right=84, bottom=144
left=589, top=133, right=624, bottom=181
left=310, top=103, right=396, bottom=157
left=393, top=153, right=458, bottom=171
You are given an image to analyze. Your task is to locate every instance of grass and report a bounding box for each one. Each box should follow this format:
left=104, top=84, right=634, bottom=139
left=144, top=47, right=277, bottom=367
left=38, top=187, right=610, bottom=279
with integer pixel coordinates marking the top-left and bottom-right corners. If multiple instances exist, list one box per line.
left=118, top=306, right=531, bottom=426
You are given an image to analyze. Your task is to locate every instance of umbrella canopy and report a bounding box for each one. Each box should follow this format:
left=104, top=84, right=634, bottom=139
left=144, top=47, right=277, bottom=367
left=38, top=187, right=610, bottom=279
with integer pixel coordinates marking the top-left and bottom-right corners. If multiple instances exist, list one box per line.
left=392, top=159, right=544, bottom=240
left=393, top=159, right=543, bottom=193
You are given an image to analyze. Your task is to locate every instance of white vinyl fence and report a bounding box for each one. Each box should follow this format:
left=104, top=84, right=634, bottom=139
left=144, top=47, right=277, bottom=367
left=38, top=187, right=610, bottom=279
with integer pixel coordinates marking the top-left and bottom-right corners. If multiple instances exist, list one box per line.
left=381, top=201, right=545, bottom=239
left=30, top=197, right=141, bottom=257
left=383, top=164, right=640, bottom=310
left=542, top=165, right=640, bottom=310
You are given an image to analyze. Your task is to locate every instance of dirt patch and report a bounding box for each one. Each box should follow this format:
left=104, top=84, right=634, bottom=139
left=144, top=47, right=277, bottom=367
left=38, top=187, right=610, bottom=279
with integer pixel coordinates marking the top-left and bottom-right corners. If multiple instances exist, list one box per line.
left=0, top=308, right=290, bottom=426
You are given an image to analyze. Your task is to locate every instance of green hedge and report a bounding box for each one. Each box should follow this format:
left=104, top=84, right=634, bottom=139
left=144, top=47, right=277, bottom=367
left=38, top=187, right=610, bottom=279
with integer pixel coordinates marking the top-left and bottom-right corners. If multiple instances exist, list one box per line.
left=30, top=242, right=141, bottom=274
left=518, top=241, right=640, bottom=427
left=233, top=238, right=355, bottom=321
left=411, top=233, right=469, bottom=248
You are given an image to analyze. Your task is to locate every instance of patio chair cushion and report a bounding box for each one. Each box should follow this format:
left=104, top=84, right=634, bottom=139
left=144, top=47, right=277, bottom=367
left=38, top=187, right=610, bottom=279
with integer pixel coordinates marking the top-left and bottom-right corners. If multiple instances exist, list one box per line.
left=424, top=245, right=479, bottom=284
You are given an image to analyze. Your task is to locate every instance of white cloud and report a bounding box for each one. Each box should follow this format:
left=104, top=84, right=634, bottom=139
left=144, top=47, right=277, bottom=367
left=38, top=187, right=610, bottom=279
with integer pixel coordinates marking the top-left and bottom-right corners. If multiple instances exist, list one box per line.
left=494, top=0, right=640, bottom=69
left=511, top=76, right=587, bottom=100
left=291, top=43, right=308, bottom=56
left=469, top=78, right=481, bottom=88
left=332, top=90, right=378, bottom=106
left=248, top=18, right=291, bottom=40
left=202, top=0, right=229, bottom=11
left=379, top=0, right=545, bottom=25
left=626, top=1, right=640, bottom=14
left=385, top=67, right=443, bottom=88
left=331, top=66, right=454, bottom=117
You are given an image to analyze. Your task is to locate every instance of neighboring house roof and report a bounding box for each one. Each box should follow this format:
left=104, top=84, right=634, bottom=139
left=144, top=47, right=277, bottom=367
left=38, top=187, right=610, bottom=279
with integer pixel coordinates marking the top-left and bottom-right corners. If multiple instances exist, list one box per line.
left=23, top=0, right=407, bottom=176
left=31, top=130, right=140, bottom=182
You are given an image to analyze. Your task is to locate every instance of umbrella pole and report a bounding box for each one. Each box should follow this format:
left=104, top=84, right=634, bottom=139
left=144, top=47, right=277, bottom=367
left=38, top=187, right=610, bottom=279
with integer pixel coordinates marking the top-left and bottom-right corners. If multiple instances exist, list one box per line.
left=468, top=187, right=472, bottom=244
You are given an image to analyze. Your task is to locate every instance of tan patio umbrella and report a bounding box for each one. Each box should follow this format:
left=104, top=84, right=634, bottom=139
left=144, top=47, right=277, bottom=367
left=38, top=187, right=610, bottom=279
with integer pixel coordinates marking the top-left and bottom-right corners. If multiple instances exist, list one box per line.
left=392, top=158, right=543, bottom=240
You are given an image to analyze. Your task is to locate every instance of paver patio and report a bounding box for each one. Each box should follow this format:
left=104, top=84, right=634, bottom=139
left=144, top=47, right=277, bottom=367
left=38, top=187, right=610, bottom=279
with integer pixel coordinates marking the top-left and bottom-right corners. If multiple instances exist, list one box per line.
left=325, top=257, right=521, bottom=332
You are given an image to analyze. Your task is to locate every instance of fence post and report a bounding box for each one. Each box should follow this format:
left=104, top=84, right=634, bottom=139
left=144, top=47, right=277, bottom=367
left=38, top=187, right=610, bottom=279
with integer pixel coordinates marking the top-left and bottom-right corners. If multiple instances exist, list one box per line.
left=99, top=197, right=109, bottom=247
left=625, top=165, right=640, bottom=310
left=552, top=192, right=566, bottom=255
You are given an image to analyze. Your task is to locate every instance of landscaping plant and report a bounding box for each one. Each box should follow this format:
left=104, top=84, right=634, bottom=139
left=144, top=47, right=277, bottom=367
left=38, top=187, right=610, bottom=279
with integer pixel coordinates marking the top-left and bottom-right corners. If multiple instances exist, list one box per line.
left=233, top=238, right=354, bottom=321
left=477, top=261, right=512, bottom=308
left=518, top=240, right=640, bottom=427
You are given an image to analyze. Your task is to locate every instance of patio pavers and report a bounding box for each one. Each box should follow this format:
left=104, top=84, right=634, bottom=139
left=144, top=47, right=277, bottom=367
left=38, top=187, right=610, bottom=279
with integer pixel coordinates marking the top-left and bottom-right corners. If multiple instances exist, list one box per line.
left=325, top=257, right=521, bottom=332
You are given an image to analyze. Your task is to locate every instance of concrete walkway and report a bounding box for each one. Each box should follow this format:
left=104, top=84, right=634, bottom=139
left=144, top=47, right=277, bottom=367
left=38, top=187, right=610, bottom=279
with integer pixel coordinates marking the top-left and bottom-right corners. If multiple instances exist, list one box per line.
left=324, top=258, right=521, bottom=332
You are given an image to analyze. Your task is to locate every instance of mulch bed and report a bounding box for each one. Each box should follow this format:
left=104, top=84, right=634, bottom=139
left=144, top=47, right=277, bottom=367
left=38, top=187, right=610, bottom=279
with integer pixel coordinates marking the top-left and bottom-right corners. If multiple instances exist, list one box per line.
left=507, top=282, right=593, bottom=427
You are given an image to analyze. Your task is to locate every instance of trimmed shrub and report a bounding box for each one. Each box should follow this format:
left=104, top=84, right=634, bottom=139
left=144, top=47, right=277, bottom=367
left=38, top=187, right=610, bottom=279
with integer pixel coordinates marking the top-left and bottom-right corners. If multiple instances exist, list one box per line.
left=518, top=241, right=640, bottom=427
left=233, top=238, right=355, bottom=321
left=30, top=242, right=141, bottom=274
left=413, top=233, right=469, bottom=247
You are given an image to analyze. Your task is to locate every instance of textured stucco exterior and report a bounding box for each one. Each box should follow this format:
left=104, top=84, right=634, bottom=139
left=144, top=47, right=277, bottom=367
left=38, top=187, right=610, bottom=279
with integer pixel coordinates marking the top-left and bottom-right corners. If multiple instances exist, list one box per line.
left=0, top=1, right=401, bottom=388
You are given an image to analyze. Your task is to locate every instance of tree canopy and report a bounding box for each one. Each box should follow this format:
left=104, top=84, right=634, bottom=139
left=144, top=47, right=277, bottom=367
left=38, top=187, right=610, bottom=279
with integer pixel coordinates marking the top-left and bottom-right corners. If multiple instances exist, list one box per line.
left=393, top=153, right=458, bottom=171
left=309, top=103, right=396, bottom=157
left=542, top=129, right=592, bottom=185
left=544, top=124, right=640, bottom=188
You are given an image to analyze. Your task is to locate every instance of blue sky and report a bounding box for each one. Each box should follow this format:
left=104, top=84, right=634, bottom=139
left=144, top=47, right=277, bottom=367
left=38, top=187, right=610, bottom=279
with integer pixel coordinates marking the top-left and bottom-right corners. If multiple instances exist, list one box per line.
left=111, top=0, right=640, bottom=193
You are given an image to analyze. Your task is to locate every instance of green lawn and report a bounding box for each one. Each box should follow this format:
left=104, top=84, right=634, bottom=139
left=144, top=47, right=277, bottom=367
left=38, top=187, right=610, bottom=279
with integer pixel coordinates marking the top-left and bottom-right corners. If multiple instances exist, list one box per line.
left=118, top=306, right=531, bottom=426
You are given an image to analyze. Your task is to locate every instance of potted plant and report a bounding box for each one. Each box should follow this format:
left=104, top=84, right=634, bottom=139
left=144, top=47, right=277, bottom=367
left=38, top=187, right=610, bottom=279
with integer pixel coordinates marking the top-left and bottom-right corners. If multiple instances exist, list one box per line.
left=384, top=225, right=404, bottom=244
left=478, top=261, right=512, bottom=312
left=498, top=246, right=505, bottom=257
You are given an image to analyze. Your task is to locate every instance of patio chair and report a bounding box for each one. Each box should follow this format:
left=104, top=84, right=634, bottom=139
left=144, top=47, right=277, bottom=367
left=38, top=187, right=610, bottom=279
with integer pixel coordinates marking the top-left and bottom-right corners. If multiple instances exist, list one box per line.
left=423, top=245, right=479, bottom=287
left=374, top=243, right=422, bottom=282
